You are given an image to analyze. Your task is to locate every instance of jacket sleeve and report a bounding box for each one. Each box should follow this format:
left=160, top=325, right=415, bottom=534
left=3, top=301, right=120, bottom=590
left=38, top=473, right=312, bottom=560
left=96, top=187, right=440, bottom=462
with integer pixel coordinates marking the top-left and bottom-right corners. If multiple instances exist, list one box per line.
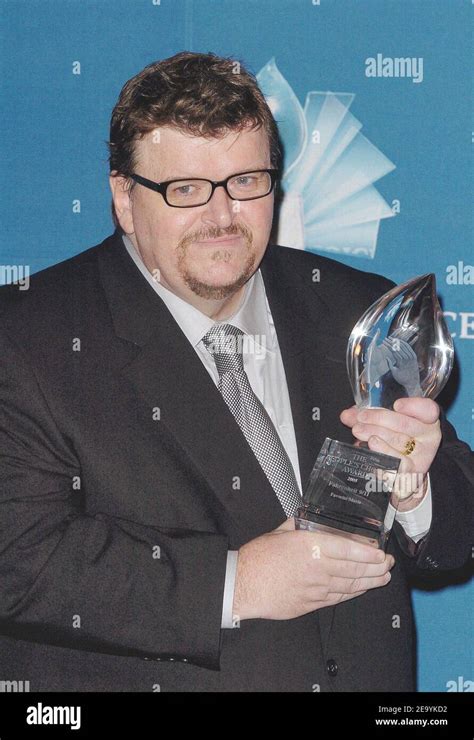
left=0, top=327, right=228, bottom=669
left=393, top=410, right=473, bottom=576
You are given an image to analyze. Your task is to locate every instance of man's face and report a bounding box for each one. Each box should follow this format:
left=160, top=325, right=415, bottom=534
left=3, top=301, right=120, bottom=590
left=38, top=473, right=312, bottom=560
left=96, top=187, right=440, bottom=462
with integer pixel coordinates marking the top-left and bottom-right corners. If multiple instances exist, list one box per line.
left=111, top=124, right=274, bottom=310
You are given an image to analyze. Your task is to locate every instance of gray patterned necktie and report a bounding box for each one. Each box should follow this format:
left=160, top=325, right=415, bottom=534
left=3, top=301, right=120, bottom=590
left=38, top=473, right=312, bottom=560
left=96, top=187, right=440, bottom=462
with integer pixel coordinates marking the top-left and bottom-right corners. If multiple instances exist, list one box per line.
left=202, top=323, right=302, bottom=516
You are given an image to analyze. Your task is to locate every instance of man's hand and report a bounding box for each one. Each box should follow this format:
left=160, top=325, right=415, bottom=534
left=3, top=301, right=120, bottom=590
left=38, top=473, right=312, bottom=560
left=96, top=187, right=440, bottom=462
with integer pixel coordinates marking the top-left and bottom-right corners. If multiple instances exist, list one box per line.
left=233, top=518, right=394, bottom=622
left=340, top=397, right=441, bottom=511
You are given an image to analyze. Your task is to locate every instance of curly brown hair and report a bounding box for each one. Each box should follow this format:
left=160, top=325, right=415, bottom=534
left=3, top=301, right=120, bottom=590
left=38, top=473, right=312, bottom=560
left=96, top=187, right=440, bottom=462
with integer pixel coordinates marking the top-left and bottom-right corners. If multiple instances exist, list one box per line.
left=108, top=51, right=281, bottom=232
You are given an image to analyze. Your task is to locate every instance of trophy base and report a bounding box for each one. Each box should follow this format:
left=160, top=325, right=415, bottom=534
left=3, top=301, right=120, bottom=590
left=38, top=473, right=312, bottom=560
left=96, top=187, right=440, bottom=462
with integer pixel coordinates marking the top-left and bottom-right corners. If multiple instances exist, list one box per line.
left=296, top=437, right=401, bottom=551
left=295, top=510, right=388, bottom=549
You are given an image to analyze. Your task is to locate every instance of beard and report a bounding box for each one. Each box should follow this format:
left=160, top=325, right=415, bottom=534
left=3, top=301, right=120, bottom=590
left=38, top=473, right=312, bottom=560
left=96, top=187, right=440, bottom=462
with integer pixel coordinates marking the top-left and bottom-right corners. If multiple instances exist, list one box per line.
left=176, top=222, right=256, bottom=300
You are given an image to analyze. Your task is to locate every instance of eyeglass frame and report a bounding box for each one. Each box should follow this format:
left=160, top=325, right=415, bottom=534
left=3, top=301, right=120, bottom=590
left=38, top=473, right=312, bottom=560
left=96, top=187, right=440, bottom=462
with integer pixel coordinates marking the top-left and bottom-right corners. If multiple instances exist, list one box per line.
left=127, top=168, right=279, bottom=208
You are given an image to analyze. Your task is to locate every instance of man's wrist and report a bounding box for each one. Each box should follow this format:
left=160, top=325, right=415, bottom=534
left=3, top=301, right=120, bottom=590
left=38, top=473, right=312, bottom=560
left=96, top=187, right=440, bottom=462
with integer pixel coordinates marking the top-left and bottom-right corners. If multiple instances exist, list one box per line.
left=233, top=543, right=254, bottom=624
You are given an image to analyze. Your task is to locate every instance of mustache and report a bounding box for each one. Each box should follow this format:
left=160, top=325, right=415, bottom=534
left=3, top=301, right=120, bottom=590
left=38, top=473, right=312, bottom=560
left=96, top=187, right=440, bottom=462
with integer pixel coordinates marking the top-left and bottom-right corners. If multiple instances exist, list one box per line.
left=178, top=223, right=253, bottom=251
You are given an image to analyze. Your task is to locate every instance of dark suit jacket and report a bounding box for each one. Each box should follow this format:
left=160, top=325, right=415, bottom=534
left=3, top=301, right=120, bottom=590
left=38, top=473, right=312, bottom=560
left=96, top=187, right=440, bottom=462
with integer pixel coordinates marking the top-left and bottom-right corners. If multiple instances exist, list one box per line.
left=0, top=232, right=471, bottom=692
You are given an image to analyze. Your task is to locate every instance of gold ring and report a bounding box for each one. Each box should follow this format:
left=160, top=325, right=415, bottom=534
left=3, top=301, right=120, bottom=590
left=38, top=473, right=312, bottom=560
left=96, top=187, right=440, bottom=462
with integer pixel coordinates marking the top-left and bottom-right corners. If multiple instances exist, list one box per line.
left=402, top=438, right=416, bottom=456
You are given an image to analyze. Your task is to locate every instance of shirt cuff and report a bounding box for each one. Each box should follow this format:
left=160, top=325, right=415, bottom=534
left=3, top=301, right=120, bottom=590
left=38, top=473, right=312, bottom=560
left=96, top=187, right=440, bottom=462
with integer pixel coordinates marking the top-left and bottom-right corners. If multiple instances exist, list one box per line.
left=390, top=475, right=433, bottom=543
left=221, top=550, right=239, bottom=629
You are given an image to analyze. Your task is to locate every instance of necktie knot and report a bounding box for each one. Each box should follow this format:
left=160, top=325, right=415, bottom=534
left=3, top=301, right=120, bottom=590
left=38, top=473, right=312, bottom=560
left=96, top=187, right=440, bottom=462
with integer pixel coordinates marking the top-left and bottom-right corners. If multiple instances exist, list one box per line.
left=202, top=323, right=245, bottom=376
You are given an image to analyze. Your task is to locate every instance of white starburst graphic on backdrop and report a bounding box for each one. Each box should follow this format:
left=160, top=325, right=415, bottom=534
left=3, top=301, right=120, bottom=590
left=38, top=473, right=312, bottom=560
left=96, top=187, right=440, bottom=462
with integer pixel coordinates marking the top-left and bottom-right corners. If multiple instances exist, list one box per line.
left=257, top=59, right=396, bottom=258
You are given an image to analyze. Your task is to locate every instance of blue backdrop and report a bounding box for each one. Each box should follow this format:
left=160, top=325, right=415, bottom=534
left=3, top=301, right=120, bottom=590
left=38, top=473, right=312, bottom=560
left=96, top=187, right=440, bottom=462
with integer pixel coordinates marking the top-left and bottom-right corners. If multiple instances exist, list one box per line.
left=1, top=0, right=472, bottom=692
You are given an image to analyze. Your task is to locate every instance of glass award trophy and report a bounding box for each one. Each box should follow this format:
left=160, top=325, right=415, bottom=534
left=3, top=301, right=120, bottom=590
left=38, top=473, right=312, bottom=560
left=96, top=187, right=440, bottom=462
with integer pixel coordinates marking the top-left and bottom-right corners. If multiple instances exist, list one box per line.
left=295, top=274, right=454, bottom=548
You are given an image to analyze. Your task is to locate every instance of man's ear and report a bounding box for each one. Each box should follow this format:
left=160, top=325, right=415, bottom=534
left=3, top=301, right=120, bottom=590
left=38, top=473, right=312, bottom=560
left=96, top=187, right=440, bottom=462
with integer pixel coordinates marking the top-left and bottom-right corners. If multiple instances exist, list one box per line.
left=109, top=172, right=134, bottom=234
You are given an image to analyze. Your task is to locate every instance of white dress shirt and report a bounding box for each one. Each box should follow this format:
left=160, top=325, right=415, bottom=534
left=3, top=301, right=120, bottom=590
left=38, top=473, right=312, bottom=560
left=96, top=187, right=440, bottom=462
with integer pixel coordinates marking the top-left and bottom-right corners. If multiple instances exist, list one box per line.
left=123, top=235, right=432, bottom=628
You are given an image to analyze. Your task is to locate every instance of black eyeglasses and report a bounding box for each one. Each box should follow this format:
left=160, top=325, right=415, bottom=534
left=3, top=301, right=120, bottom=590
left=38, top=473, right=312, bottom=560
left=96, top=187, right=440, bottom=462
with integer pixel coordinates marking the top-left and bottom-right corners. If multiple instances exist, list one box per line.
left=128, top=169, right=278, bottom=208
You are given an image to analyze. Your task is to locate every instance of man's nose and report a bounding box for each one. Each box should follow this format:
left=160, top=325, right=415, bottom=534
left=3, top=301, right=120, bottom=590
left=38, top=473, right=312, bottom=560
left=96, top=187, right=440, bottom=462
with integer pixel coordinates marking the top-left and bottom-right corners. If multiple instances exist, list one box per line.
left=201, top=185, right=235, bottom=228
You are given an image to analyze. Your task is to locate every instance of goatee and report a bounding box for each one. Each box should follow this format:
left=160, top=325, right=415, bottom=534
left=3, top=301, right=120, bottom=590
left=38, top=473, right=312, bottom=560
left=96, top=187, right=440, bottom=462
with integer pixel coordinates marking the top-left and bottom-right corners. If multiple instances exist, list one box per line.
left=177, top=223, right=256, bottom=300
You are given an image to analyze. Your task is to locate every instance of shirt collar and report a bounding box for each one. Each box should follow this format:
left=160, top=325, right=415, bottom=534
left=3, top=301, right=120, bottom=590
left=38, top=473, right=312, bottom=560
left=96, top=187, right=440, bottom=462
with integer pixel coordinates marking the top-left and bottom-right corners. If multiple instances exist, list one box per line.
left=122, top=234, right=275, bottom=352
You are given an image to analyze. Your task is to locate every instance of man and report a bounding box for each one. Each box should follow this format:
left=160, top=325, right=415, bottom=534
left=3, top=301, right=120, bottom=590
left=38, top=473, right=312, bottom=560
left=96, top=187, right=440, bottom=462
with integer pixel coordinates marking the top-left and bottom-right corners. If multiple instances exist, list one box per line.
left=0, top=52, right=471, bottom=692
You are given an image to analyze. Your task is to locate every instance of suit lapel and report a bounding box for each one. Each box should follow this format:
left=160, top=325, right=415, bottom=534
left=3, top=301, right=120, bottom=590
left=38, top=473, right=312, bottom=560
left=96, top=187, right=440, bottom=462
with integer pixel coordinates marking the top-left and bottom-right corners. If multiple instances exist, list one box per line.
left=260, top=247, right=355, bottom=490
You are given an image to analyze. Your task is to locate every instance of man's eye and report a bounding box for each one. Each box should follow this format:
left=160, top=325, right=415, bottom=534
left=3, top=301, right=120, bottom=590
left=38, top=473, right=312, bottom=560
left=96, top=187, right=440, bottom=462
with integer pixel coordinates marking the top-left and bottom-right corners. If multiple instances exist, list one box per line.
left=234, top=176, right=255, bottom=187
left=173, top=184, right=195, bottom=195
